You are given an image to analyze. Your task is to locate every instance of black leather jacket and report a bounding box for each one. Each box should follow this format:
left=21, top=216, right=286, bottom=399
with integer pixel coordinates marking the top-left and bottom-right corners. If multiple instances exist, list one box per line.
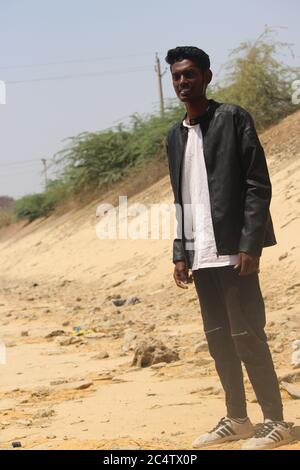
left=166, top=99, right=277, bottom=268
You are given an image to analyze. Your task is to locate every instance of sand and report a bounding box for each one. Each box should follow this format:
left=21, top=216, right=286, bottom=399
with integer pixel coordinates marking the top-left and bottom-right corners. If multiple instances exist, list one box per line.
left=0, top=110, right=299, bottom=450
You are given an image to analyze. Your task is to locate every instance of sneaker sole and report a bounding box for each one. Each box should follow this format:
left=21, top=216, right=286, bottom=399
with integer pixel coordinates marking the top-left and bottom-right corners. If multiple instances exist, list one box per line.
left=192, top=430, right=255, bottom=449
left=242, top=436, right=293, bottom=451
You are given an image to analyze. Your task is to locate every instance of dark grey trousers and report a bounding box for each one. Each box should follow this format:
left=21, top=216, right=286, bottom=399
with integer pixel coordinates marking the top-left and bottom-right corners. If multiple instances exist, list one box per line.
left=192, top=265, right=283, bottom=421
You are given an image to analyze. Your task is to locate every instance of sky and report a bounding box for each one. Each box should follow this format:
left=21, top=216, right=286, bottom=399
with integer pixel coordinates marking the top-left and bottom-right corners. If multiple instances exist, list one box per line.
left=0, top=0, right=299, bottom=198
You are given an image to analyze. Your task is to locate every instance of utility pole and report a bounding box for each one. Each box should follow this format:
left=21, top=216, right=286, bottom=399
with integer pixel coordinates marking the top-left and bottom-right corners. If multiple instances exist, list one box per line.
left=41, top=158, right=48, bottom=188
left=155, top=53, right=166, bottom=117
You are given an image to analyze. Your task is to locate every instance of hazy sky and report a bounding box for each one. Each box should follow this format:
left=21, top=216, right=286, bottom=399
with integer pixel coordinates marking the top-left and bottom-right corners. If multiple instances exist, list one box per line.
left=0, top=0, right=299, bottom=198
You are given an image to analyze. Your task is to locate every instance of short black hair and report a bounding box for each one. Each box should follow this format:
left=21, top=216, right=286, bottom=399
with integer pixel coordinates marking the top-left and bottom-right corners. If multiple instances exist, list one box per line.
left=165, top=46, right=210, bottom=72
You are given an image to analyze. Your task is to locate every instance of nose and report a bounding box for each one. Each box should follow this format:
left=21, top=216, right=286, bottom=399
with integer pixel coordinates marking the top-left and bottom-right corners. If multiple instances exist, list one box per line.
left=178, top=75, right=189, bottom=89
left=179, top=75, right=187, bottom=85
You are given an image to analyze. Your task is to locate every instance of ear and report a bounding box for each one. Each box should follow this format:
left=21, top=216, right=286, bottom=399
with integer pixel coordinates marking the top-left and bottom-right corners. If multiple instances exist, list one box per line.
left=205, top=69, right=213, bottom=85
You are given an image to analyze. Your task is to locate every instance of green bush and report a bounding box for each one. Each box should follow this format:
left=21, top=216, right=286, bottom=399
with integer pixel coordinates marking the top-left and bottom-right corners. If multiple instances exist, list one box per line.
left=210, top=27, right=300, bottom=130
left=13, top=193, right=48, bottom=222
left=13, top=180, right=70, bottom=222
left=53, top=100, right=184, bottom=194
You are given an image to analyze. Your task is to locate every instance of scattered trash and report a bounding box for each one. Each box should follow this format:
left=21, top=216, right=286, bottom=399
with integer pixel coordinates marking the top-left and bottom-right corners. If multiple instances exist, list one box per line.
left=71, top=327, right=94, bottom=337
left=112, top=298, right=126, bottom=307
left=124, top=296, right=140, bottom=306
left=12, top=441, right=22, bottom=448
left=112, top=296, right=141, bottom=307
left=74, top=326, right=82, bottom=333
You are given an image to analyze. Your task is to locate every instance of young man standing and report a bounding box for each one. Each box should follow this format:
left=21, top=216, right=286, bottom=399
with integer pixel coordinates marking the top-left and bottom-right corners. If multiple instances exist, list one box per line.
left=165, top=46, right=293, bottom=450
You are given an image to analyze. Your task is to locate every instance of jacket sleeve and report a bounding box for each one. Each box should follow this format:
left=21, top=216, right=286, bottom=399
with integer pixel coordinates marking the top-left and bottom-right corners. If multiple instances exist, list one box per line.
left=237, top=110, right=272, bottom=257
left=173, top=211, right=186, bottom=265
left=166, top=136, right=187, bottom=264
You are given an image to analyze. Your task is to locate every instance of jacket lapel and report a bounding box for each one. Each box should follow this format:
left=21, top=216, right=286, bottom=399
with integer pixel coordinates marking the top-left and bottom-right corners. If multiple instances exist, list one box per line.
left=174, top=123, right=188, bottom=202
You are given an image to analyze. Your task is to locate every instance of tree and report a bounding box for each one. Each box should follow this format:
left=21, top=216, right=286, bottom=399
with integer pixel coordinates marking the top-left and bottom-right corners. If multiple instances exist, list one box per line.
left=210, top=27, right=300, bottom=130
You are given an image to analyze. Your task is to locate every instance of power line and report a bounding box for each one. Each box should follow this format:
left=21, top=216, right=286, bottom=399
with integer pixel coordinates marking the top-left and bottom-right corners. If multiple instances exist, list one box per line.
left=0, top=159, right=51, bottom=180
left=0, top=108, right=147, bottom=169
left=6, top=65, right=152, bottom=85
left=0, top=54, right=170, bottom=178
left=0, top=158, right=42, bottom=168
left=0, top=168, right=44, bottom=176
left=0, top=51, right=165, bottom=71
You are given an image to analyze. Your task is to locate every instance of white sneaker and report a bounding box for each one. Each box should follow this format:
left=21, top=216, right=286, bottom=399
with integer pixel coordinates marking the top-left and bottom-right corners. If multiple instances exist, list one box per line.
left=192, top=417, right=255, bottom=448
left=242, top=420, right=293, bottom=450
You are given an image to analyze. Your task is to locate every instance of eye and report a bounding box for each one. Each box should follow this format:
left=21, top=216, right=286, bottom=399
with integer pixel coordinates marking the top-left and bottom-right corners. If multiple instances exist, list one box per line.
left=184, top=70, right=195, bottom=79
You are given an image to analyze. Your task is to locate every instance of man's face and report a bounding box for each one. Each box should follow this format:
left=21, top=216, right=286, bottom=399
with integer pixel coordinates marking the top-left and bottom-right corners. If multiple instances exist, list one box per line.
left=171, top=58, right=208, bottom=103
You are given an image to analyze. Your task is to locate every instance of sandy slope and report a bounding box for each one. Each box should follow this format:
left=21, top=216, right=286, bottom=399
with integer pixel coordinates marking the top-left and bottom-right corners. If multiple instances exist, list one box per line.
left=0, top=110, right=299, bottom=450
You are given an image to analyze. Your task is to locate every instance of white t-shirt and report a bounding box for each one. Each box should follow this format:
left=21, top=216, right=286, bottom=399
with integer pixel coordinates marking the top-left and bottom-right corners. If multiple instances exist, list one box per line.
left=181, top=119, right=239, bottom=270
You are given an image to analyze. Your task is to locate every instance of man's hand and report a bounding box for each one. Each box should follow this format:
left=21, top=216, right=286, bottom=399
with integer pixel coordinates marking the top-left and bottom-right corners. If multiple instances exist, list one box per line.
left=173, top=261, right=193, bottom=289
left=234, top=252, right=260, bottom=276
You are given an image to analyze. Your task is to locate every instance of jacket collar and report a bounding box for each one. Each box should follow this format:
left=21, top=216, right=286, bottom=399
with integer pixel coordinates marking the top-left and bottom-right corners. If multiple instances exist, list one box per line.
left=180, top=99, right=220, bottom=129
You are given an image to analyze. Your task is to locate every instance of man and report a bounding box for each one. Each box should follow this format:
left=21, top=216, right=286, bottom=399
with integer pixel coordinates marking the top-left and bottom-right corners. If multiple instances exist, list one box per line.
left=165, top=46, right=293, bottom=450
